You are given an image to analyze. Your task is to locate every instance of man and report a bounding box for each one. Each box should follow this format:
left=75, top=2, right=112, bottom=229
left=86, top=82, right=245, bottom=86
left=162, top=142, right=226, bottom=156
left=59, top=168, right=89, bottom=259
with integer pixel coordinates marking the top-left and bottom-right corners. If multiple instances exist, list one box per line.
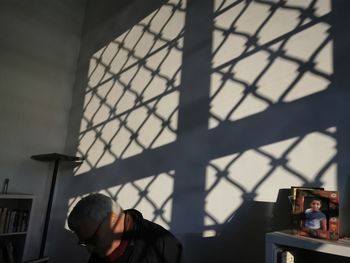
left=68, top=193, right=182, bottom=263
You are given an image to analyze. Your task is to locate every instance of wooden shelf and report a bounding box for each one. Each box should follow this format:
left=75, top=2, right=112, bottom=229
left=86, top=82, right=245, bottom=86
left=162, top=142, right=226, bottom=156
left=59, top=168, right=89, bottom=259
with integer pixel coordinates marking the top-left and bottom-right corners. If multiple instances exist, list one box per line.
left=0, top=194, right=34, bottom=199
left=0, top=232, right=27, bottom=237
left=266, top=231, right=350, bottom=262
left=0, top=194, right=34, bottom=262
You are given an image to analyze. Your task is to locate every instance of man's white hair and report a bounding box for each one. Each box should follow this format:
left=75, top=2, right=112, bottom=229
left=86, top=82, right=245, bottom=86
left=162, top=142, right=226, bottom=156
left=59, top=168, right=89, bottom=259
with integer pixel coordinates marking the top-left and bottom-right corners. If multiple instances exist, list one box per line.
left=68, top=193, right=122, bottom=232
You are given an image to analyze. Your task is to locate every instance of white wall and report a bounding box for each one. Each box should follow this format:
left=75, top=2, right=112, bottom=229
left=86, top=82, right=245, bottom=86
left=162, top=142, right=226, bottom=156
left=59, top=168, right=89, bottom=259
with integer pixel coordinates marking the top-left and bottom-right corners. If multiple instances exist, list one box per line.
left=2, top=0, right=349, bottom=262
left=48, top=0, right=350, bottom=262
left=0, top=0, right=86, bottom=260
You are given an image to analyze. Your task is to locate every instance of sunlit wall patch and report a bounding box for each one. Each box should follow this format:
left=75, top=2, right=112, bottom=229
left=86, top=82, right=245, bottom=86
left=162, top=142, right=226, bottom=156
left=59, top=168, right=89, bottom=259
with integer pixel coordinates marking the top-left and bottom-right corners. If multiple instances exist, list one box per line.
left=100, top=170, right=175, bottom=230
left=66, top=170, right=175, bottom=230
left=209, top=0, right=332, bottom=129
left=75, top=0, right=186, bottom=175
left=204, top=126, right=336, bottom=236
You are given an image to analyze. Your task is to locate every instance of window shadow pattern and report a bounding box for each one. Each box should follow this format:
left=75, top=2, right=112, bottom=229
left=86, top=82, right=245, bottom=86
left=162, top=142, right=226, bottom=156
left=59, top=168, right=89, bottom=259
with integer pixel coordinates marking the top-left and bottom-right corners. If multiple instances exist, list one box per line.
left=204, top=0, right=335, bottom=235
left=68, top=0, right=187, bottom=230
left=75, top=0, right=186, bottom=175
left=204, top=128, right=336, bottom=235
left=67, top=0, right=338, bottom=241
left=210, top=0, right=332, bottom=126
left=67, top=170, right=175, bottom=229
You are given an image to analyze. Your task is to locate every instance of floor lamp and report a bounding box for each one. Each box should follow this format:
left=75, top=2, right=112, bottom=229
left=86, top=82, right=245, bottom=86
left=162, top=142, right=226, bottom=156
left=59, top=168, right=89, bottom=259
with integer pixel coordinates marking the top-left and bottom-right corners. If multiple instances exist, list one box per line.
left=31, top=153, right=84, bottom=258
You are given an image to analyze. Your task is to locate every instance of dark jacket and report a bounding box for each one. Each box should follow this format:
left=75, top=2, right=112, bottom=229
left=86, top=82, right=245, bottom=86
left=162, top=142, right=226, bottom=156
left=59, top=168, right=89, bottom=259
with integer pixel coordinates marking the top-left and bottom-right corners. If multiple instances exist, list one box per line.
left=89, top=209, right=182, bottom=263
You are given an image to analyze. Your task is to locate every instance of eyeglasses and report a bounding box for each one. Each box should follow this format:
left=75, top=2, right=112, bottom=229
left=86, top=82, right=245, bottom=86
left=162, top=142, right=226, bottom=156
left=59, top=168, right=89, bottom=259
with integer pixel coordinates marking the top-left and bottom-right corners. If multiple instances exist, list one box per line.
left=78, top=217, right=106, bottom=247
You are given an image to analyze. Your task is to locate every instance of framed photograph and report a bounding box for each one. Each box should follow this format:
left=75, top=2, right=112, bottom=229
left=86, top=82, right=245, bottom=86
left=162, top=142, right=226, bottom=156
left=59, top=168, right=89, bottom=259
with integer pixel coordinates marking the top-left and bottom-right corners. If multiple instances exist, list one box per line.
left=290, top=186, right=324, bottom=210
left=293, top=189, right=339, bottom=240
left=290, top=187, right=324, bottom=233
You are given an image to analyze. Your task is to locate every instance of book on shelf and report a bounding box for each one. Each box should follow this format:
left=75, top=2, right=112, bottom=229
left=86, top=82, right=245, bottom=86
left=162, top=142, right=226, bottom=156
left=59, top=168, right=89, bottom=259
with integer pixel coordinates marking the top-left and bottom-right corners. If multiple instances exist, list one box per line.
left=281, top=251, right=294, bottom=263
left=0, top=207, right=7, bottom=233
left=0, top=242, right=14, bottom=263
left=0, top=208, right=29, bottom=234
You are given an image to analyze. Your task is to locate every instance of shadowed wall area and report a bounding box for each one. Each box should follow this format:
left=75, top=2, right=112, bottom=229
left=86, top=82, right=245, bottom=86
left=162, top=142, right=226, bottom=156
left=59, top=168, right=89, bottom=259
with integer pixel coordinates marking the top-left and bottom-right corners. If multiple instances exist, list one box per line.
left=48, top=0, right=350, bottom=262
left=0, top=0, right=86, bottom=260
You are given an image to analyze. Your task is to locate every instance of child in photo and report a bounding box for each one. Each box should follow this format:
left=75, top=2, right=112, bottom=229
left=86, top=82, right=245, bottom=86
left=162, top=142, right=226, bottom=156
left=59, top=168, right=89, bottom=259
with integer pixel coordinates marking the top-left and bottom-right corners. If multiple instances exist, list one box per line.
left=304, top=198, right=327, bottom=231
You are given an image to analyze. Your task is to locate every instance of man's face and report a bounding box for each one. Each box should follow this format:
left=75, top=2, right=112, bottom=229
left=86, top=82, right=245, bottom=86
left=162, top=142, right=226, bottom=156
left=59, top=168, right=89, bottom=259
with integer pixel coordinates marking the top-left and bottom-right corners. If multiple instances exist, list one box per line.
left=310, top=200, right=321, bottom=211
left=75, top=217, right=114, bottom=257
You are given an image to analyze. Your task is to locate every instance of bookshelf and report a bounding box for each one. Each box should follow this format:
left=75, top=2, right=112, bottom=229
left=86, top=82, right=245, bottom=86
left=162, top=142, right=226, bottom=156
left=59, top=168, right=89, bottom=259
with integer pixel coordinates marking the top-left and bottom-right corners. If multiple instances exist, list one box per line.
left=0, top=194, right=34, bottom=263
left=266, top=231, right=350, bottom=263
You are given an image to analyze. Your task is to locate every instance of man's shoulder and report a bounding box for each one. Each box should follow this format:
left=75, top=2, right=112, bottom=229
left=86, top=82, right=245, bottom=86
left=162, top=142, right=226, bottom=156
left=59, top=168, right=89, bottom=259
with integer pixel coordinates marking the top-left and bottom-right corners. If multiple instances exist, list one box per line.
left=126, top=209, right=179, bottom=241
left=141, top=215, right=175, bottom=238
left=126, top=209, right=169, bottom=232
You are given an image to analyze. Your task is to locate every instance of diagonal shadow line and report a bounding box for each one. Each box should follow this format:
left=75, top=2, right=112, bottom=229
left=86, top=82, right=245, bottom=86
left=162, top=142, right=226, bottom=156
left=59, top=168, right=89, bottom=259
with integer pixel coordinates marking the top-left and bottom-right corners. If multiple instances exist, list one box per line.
left=104, top=43, right=180, bottom=116
left=229, top=1, right=314, bottom=106
left=82, top=89, right=96, bottom=115
left=85, top=82, right=118, bottom=126
left=105, top=30, right=132, bottom=67
left=313, top=155, right=336, bottom=184
left=210, top=71, right=249, bottom=103
left=76, top=123, right=102, bottom=155
left=213, top=13, right=330, bottom=73
left=213, top=1, right=329, bottom=112
left=104, top=17, right=161, bottom=80
left=75, top=148, right=95, bottom=171
left=152, top=193, right=173, bottom=225
left=91, top=74, right=177, bottom=163
left=134, top=0, right=186, bottom=50
left=91, top=33, right=137, bottom=86
left=130, top=175, right=159, bottom=209
left=302, top=34, right=333, bottom=80
left=119, top=173, right=175, bottom=228
left=119, top=74, right=181, bottom=147
left=205, top=154, right=246, bottom=196
left=278, top=16, right=328, bottom=102
left=148, top=106, right=179, bottom=149
left=214, top=0, right=245, bottom=17
left=211, top=0, right=294, bottom=119
left=85, top=32, right=184, bottom=94
left=107, top=72, right=144, bottom=116
left=78, top=127, right=108, bottom=168
left=261, top=36, right=333, bottom=83
left=153, top=176, right=176, bottom=223
left=265, top=32, right=332, bottom=83
left=80, top=84, right=180, bottom=136
left=117, top=100, right=178, bottom=158
left=99, top=62, right=181, bottom=160
left=278, top=36, right=328, bottom=102
left=68, top=91, right=338, bottom=203
left=87, top=44, right=110, bottom=81
left=212, top=0, right=251, bottom=59
left=105, top=22, right=155, bottom=77
left=125, top=46, right=181, bottom=110
left=251, top=136, right=310, bottom=194
left=111, top=183, right=127, bottom=202
left=256, top=0, right=323, bottom=20
left=96, top=75, right=178, bottom=161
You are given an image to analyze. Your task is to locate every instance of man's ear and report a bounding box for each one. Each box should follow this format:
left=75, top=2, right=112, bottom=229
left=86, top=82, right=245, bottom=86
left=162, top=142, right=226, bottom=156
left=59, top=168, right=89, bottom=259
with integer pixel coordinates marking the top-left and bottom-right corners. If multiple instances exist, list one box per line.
left=108, top=212, right=121, bottom=228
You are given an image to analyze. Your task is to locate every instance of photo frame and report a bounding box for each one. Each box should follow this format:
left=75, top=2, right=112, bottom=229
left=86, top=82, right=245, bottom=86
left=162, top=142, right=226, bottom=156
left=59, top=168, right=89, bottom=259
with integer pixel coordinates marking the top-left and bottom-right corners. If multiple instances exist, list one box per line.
left=290, top=186, right=324, bottom=233
left=293, top=189, right=339, bottom=240
left=289, top=186, right=324, bottom=211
